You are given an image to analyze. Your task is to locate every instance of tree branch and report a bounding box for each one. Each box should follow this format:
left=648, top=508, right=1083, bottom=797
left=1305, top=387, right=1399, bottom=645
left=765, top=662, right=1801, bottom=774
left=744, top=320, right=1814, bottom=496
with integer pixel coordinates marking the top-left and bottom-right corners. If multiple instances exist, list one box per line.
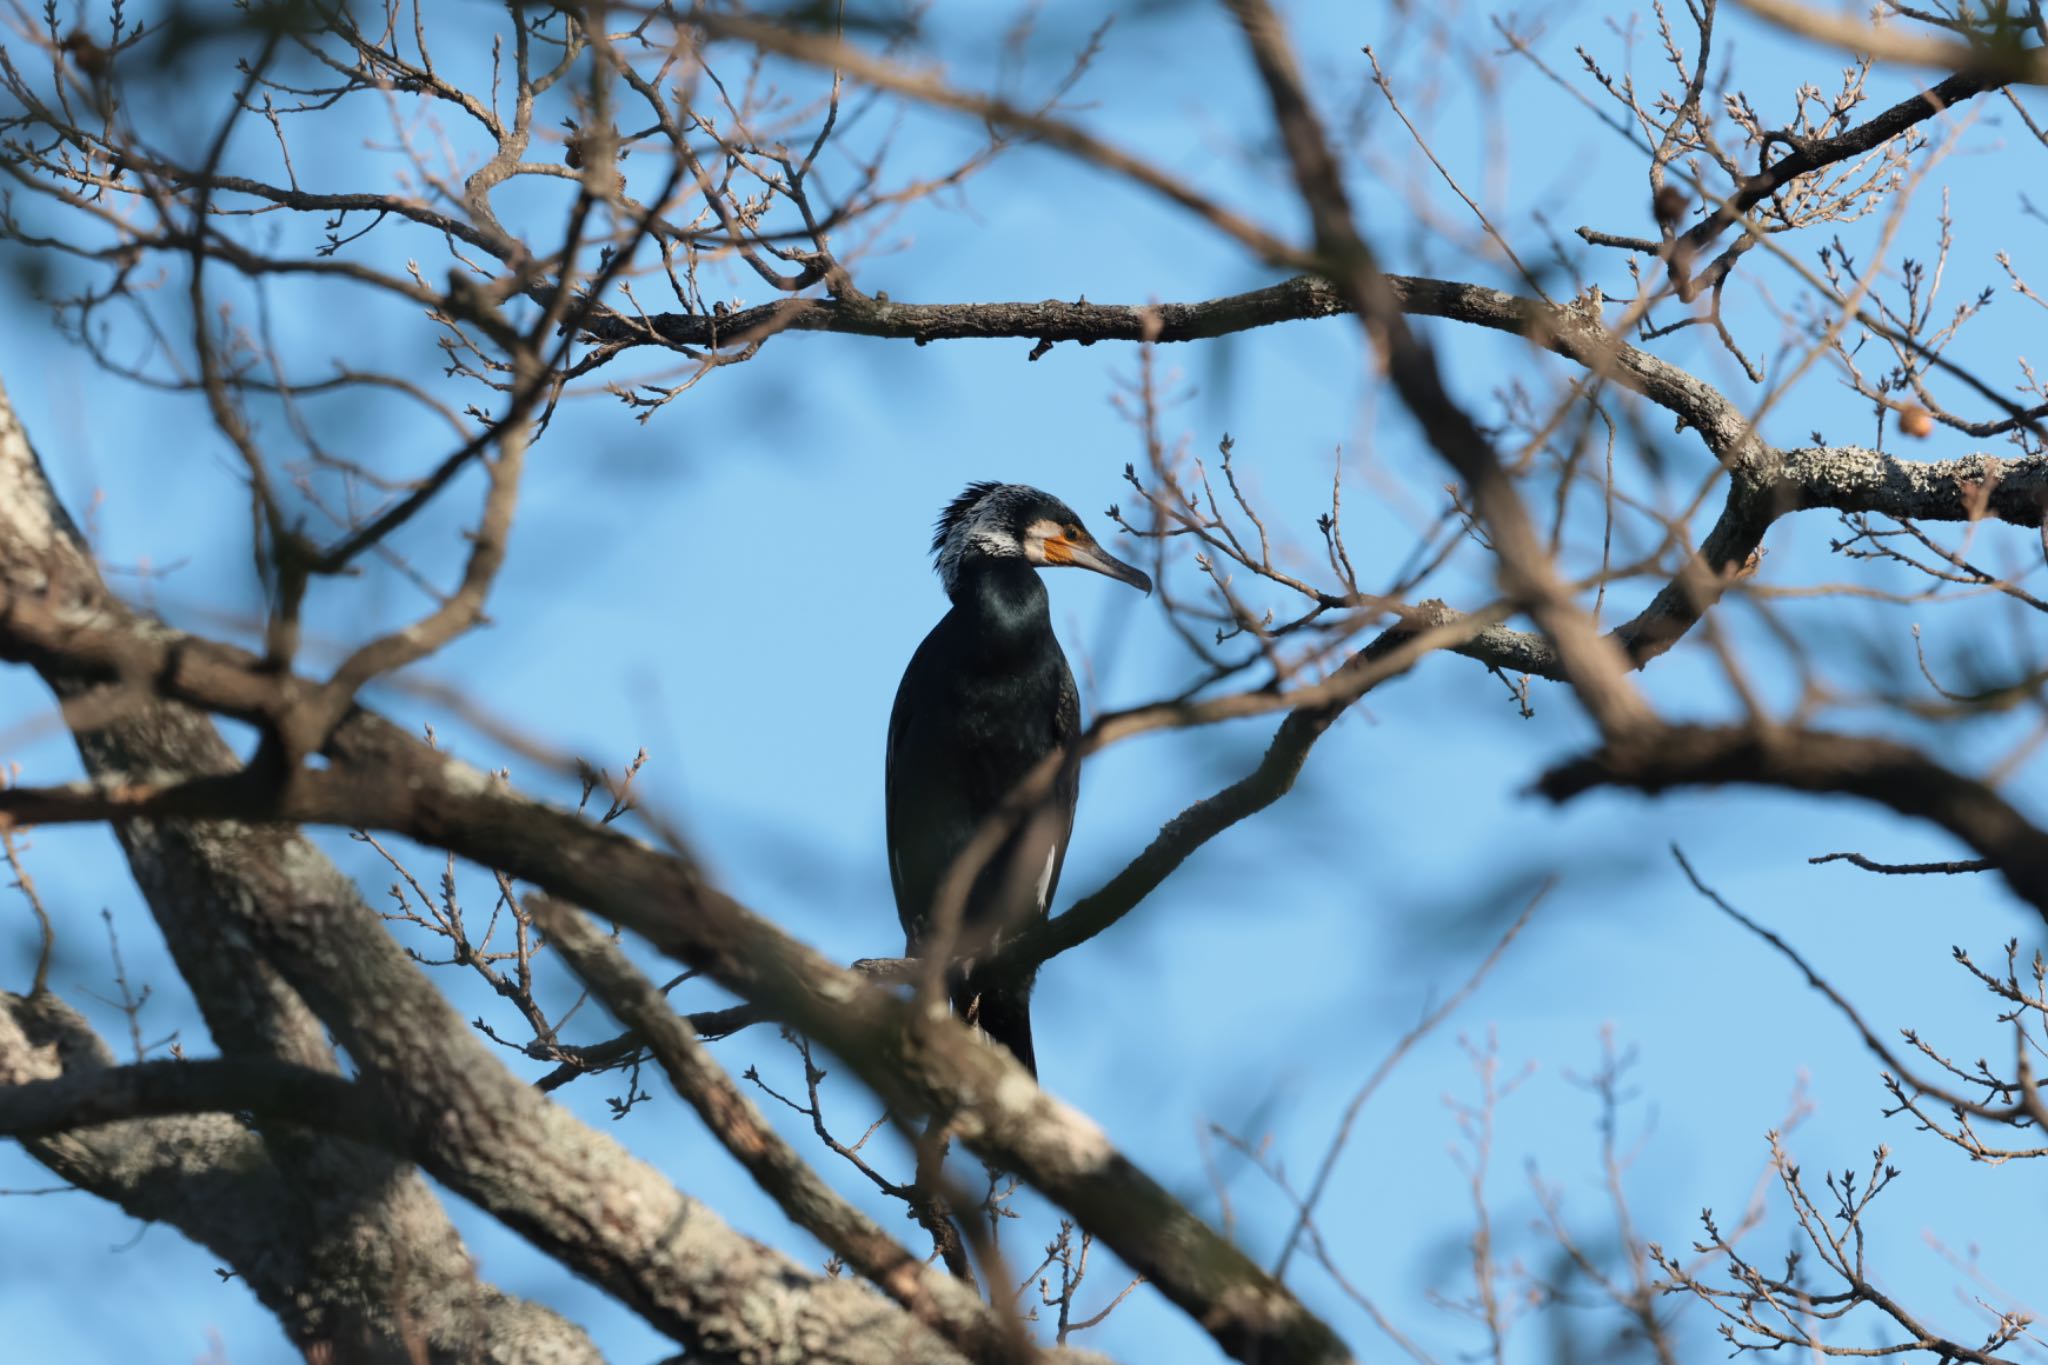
left=0, top=1048, right=379, bottom=1144
left=1436, top=444, right=2048, bottom=683
left=586, top=271, right=1758, bottom=457
left=1536, top=724, right=2048, bottom=917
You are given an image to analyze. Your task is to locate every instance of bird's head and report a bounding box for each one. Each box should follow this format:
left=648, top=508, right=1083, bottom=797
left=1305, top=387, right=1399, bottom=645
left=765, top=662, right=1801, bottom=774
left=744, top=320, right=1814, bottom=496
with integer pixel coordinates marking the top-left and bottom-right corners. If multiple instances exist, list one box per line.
left=931, top=482, right=1153, bottom=599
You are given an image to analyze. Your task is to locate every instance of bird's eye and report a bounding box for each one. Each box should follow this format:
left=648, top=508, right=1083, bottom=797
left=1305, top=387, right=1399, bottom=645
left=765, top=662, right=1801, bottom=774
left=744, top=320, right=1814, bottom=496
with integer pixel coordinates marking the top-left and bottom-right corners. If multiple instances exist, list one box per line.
left=1065, top=523, right=1082, bottom=539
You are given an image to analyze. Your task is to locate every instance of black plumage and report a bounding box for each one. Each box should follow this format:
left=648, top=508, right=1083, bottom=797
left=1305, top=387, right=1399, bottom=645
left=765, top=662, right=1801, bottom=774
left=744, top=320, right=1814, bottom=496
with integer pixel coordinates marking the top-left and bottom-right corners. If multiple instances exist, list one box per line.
left=886, top=482, right=1151, bottom=1078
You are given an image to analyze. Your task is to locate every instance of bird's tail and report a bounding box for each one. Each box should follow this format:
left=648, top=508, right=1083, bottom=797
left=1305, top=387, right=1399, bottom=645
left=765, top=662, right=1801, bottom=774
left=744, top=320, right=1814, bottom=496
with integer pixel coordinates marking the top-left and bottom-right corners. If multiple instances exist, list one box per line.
left=956, top=972, right=1036, bottom=1079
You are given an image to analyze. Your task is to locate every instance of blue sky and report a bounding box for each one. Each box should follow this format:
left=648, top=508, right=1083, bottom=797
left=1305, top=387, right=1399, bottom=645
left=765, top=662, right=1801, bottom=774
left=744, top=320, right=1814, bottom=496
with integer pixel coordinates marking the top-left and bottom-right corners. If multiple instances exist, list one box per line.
left=2, top=1, right=2044, bottom=1360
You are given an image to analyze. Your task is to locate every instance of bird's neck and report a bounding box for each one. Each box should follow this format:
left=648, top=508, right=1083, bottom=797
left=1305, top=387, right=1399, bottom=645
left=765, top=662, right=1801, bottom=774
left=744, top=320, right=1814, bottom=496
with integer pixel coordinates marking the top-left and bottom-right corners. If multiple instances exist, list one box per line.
left=948, top=557, right=1053, bottom=655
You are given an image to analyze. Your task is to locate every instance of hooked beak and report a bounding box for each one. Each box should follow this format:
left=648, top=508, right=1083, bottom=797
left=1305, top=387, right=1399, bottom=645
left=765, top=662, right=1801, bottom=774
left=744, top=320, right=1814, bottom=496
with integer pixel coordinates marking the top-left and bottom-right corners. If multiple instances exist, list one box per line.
left=1064, top=537, right=1153, bottom=595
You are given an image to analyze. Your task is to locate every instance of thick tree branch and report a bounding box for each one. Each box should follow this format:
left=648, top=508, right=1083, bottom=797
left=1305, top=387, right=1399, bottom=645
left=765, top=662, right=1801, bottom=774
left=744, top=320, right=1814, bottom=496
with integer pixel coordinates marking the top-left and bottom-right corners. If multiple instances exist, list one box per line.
left=1536, top=724, right=2048, bottom=916
left=0, top=1047, right=379, bottom=1144
left=587, top=274, right=1758, bottom=462
left=1435, top=444, right=2048, bottom=683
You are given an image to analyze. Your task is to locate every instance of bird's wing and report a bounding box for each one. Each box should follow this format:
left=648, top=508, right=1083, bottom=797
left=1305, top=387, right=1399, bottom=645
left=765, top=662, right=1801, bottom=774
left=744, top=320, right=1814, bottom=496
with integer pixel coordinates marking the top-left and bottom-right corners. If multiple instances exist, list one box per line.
left=885, top=624, right=981, bottom=952
left=1035, top=660, right=1083, bottom=918
left=884, top=649, right=924, bottom=939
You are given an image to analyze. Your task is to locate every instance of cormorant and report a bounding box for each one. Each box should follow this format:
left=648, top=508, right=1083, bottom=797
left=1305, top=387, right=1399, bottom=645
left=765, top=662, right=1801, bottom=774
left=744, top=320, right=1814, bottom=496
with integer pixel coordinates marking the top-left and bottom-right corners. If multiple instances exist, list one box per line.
left=886, top=482, right=1151, bottom=1078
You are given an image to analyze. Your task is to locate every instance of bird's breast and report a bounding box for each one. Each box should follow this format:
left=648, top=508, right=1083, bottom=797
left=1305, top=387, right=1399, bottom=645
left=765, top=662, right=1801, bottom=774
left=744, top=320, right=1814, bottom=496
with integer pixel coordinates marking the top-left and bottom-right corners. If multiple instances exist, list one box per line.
left=939, top=663, right=1069, bottom=763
